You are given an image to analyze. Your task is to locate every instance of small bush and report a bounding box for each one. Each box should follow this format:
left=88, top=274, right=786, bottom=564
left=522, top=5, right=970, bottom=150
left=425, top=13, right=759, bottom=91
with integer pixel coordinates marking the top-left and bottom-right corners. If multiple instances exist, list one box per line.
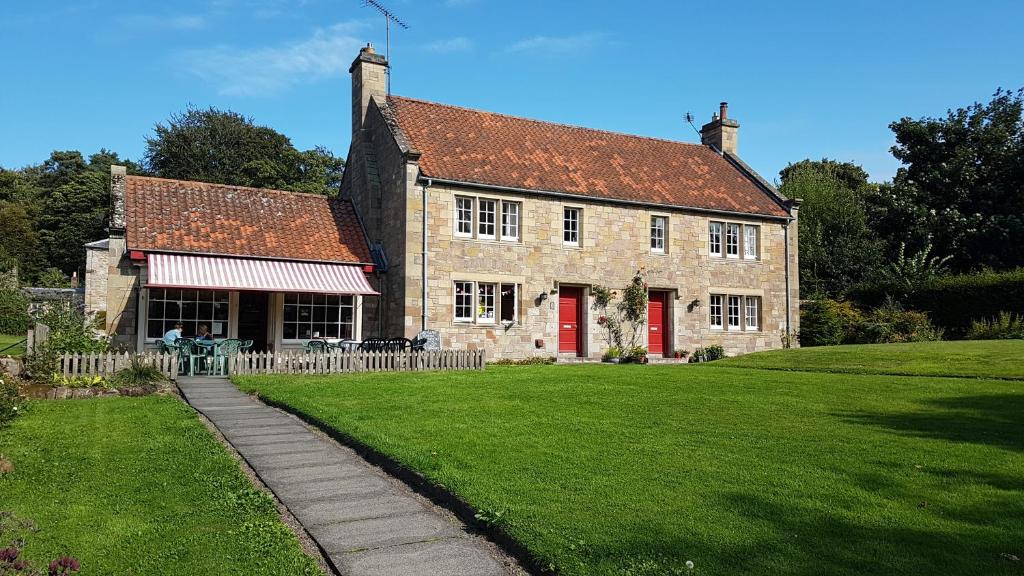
left=624, top=346, right=648, bottom=360
left=34, top=302, right=107, bottom=354
left=691, top=344, right=725, bottom=362
left=850, top=302, right=943, bottom=344
left=0, top=373, right=24, bottom=427
left=602, top=346, right=623, bottom=360
left=110, top=356, right=168, bottom=387
left=23, top=343, right=59, bottom=384
left=966, top=312, right=1024, bottom=340
left=0, top=289, right=30, bottom=335
left=799, top=300, right=863, bottom=347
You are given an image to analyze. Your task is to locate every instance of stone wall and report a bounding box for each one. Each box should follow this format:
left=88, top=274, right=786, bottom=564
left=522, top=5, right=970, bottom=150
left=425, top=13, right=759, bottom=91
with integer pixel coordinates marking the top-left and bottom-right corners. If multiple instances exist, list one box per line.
left=397, top=183, right=798, bottom=359
left=104, top=237, right=141, bottom=350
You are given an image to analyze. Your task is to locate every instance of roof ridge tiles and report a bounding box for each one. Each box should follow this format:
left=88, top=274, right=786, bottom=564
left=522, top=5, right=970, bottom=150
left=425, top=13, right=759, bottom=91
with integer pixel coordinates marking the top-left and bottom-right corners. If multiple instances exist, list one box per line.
left=125, top=174, right=345, bottom=201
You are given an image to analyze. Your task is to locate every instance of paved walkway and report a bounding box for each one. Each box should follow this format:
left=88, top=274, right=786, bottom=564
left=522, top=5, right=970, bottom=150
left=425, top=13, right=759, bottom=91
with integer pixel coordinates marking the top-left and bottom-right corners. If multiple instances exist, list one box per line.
left=177, top=376, right=510, bottom=576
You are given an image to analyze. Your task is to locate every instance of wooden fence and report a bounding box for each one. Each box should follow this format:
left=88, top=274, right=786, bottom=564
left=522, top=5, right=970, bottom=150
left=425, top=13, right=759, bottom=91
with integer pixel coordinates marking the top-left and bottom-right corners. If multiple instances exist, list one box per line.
left=229, top=349, right=486, bottom=376
left=58, top=352, right=178, bottom=381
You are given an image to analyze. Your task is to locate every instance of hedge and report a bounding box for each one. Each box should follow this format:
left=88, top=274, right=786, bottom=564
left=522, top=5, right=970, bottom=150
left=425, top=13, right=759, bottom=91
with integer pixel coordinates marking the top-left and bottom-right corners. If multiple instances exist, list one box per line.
left=847, top=269, right=1024, bottom=338
left=0, top=288, right=31, bottom=335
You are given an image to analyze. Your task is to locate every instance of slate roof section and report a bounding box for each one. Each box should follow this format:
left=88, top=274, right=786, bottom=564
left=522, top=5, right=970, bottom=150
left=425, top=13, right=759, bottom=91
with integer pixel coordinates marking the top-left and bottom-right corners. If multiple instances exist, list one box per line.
left=386, top=95, right=790, bottom=218
left=124, top=176, right=373, bottom=264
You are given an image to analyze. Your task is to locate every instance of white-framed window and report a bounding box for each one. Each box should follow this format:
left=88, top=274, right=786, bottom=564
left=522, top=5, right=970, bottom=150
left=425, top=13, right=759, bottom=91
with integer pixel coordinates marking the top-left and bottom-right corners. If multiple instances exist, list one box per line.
left=563, top=207, right=580, bottom=246
left=283, top=293, right=355, bottom=340
left=500, top=283, right=518, bottom=323
left=727, top=295, right=741, bottom=328
left=455, top=196, right=474, bottom=237
left=453, top=281, right=519, bottom=325
left=454, top=281, right=474, bottom=322
left=726, top=223, right=740, bottom=258
left=709, top=294, right=723, bottom=329
left=477, top=283, right=496, bottom=323
left=744, top=225, right=759, bottom=259
left=501, top=201, right=520, bottom=241
left=709, top=222, right=722, bottom=256
left=745, top=296, right=760, bottom=330
left=651, top=215, right=667, bottom=253
left=147, top=288, right=230, bottom=339
left=478, top=199, right=496, bottom=239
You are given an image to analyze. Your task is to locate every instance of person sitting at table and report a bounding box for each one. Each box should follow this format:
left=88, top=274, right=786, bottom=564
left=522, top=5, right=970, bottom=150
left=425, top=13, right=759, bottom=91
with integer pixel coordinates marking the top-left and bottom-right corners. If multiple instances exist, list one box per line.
left=196, top=324, right=214, bottom=342
left=163, top=322, right=183, bottom=346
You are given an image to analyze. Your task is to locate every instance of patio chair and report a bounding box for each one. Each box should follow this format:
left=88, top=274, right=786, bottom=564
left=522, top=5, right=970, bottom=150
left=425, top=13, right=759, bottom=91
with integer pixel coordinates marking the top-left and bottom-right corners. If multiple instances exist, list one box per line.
left=358, top=338, right=385, bottom=352
left=240, top=340, right=254, bottom=351
left=303, top=339, right=329, bottom=354
left=388, top=337, right=413, bottom=352
left=175, top=339, right=200, bottom=376
left=211, top=339, right=244, bottom=376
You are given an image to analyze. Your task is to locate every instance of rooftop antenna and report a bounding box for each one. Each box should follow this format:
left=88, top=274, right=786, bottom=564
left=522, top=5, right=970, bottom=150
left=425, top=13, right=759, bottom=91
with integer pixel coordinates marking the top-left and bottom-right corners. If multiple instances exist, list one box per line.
left=363, top=0, right=409, bottom=94
left=685, top=112, right=701, bottom=137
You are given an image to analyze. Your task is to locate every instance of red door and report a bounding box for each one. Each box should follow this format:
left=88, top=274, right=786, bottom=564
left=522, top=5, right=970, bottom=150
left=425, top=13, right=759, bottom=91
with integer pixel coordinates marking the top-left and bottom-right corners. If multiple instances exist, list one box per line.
left=558, top=286, right=582, bottom=355
left=648, top=291, right=668, bottom=356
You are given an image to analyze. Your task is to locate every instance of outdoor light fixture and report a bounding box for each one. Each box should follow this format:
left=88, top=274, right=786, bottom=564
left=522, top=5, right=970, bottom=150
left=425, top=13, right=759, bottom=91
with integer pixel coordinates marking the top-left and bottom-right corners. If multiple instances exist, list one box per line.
left=688, top=298, right=703, bottom=313
left=538, top=292, right=549, bottom=302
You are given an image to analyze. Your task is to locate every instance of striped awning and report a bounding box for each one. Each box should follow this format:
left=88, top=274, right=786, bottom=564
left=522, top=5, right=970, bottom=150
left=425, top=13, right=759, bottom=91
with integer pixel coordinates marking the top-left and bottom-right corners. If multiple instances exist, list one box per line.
left=146, top=253, right=378, bottom=295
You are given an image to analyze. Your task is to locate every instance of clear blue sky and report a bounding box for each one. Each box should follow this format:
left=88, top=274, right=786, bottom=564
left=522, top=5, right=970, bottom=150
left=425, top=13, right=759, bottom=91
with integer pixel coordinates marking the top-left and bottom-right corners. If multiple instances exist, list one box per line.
left=2, top=0, right=1022, bottom=183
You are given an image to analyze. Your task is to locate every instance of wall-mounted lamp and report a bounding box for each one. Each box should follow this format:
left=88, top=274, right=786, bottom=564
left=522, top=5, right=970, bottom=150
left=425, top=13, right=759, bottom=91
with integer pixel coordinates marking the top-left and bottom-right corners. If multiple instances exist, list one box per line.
left=687, top=298, right=703, bottom=313
left=538, top=292, right=549, bottom=302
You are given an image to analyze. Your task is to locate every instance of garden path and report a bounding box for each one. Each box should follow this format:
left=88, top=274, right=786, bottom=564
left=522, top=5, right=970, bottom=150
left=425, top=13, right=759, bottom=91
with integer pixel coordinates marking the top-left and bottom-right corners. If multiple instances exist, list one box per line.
left=177, top=376, right=510, bottom=576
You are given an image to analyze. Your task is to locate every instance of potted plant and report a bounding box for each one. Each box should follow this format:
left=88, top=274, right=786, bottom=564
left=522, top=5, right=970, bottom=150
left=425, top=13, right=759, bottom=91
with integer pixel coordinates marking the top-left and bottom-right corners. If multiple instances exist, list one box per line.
left=673, top=349, right=689, bottom=360
left=602, top=346, right=622, bottom=363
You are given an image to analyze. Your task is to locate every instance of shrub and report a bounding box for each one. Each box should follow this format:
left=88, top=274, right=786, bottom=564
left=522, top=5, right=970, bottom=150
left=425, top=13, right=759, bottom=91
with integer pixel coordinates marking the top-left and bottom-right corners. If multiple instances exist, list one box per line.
left=691, top=344, right=725, bottom=362
left=624, top=346, right=648, bottom=361
left=849, top=269, right=1024, bottom=338
left=602, top=346, right=623, bottom=360
left=799, top=300, right=863, bottom=347
left=110, top=356, right=168, bottom=387
left=850, top=302, right=943, bottom=344
left=0, top=289, right=30, bottom=335
left=965, top=312, right=1024, bottom=340
left=0, top=373, right=24, bottom=427
left=23, top=343, right=59, bottom=384
left=490, top=356, right=556, bottom=366
left=34, top=302, right=107, bottom=354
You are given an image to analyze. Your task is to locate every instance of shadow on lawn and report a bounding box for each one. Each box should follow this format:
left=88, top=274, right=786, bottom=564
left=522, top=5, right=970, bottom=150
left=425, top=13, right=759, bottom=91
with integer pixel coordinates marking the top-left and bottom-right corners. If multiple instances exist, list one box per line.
left=836, top=393, right=1024, bottom=452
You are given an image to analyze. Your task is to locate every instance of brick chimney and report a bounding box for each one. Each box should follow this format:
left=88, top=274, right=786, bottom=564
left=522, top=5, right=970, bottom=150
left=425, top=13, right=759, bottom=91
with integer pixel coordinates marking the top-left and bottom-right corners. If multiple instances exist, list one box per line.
left=700, top=102, right=740, bottom=155
left=349, top=43, right=388, bottom=138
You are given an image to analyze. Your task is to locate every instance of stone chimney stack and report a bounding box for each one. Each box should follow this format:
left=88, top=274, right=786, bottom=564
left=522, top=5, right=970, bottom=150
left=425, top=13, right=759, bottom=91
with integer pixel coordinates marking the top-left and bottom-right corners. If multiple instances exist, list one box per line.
left=109, top=164, right=127, bottom=236
left=700, top=101, right=740, bottom=155
left=349, top=43, right=388, bottom=138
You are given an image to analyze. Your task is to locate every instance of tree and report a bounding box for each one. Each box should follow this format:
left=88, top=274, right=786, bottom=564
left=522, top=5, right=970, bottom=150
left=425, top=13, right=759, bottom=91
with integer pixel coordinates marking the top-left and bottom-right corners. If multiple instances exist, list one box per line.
left=883, top=87, right=1024, bottom=272
left=144, top=107, right=343, bottom=195
left=779, top=159, right=884, bottom=296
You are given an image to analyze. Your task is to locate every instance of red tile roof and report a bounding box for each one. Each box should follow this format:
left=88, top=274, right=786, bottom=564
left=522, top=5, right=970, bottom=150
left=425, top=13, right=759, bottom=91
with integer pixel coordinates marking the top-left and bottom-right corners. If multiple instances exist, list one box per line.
left=386, top=96, right=789, bottom=218
left=125, top=176, right=372, bottom=264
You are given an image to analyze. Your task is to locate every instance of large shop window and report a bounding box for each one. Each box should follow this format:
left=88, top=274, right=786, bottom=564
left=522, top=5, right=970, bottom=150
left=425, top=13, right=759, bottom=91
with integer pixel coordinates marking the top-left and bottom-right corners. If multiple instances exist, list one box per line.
left=283, top=293, right=355, bottom=340
left=147, top=288, right=229, bottom=339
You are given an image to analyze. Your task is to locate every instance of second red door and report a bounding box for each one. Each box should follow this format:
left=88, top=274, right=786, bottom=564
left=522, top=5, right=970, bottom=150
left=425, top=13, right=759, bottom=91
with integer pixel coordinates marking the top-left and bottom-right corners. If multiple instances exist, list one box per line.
left=647, top=291, right=669, bottom=356
left=558, top=286, right=583, bottom=355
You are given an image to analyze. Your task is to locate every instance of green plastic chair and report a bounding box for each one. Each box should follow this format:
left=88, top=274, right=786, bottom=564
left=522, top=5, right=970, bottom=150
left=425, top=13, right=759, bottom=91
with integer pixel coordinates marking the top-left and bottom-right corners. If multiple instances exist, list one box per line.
left=212, top=339, right=244, bottom=376
left=303, top=340, right=329, bottom=353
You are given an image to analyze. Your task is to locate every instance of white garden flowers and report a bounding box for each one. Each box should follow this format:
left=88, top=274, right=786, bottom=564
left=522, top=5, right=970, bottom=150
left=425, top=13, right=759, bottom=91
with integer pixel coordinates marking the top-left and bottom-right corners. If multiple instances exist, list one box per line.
left=686, top=560, right=695, bottom=571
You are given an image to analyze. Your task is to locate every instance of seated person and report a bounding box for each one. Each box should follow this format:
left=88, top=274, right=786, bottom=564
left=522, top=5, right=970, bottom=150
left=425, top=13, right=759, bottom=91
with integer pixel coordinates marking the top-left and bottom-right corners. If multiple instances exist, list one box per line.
left=163, top=322, right=183, bottom=346
left=196, top=324, right=214, bottom=342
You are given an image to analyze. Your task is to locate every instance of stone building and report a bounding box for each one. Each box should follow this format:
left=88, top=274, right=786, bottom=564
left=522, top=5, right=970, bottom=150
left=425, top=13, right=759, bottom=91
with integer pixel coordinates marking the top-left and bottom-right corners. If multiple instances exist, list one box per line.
left=86, top=45, right=799, bottom=358
left=342, top=45, right=799, bottom=359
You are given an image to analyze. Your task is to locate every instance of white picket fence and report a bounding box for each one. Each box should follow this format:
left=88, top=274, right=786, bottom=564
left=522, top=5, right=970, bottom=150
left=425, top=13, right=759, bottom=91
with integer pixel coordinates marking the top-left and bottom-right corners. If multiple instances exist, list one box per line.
left=58, top=352, right=179, bottom=381
left=229, top=349, right=486, bottom=376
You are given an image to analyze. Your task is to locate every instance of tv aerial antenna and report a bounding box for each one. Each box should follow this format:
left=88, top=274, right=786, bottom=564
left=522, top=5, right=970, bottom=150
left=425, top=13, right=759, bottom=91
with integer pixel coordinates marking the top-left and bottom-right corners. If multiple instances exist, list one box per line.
left=363, top=0, right=409, bottom=94
left=684, top=112, right=701, bottom=136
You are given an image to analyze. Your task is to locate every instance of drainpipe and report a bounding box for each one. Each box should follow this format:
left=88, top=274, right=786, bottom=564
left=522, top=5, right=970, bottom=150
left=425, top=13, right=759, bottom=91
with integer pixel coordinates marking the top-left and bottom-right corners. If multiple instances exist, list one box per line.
left=783, top=221, right=792, bottom=344
left=422, top=178, right=431, bottom=332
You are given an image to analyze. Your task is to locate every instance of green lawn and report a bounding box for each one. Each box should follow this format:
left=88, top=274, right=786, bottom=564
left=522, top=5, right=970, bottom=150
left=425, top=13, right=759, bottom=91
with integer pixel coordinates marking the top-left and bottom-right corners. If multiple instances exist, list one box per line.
left=715, top=339, right=1024, bottom=380
left=236, top=342, right=1024, bottom=576
left=0, top=333, right=26, bottom=357
left=0, top=396, right=323, bottom=575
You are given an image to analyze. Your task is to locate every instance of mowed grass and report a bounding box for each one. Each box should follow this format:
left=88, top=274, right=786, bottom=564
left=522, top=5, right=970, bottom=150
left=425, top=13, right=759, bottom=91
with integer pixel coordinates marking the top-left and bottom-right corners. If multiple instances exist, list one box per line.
left=0, top=333, right=26, bottom=357
left=716, top=339, right=1024, bottom=380
left=236, top=343, right=1024, bottom=576
left=0, top=396, right=323, bottom=575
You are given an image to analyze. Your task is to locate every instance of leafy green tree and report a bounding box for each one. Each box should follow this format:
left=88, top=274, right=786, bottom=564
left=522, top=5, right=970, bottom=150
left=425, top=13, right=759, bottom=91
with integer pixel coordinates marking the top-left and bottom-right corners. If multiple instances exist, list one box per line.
left=779, top=159, right=884, bottom=296
left=882, top=87, right=1024, bottom=272
left=144, top=107, right=343, bottom=195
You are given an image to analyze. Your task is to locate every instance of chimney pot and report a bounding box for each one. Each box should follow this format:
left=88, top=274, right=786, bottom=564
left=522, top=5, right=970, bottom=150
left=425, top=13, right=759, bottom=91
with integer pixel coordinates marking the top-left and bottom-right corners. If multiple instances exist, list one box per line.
left=719, top=102, right=728, bottom=120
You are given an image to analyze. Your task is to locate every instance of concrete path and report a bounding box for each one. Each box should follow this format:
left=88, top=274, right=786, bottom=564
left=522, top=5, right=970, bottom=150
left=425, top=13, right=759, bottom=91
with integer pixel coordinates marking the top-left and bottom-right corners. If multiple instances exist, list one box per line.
left=177, top=376, right=511, bottom=576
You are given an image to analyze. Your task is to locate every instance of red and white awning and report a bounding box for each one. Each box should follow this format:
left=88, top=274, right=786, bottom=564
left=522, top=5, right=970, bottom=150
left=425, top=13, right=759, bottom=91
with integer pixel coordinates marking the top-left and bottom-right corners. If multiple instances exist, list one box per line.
left=146, top=253, right=378, bottom=295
